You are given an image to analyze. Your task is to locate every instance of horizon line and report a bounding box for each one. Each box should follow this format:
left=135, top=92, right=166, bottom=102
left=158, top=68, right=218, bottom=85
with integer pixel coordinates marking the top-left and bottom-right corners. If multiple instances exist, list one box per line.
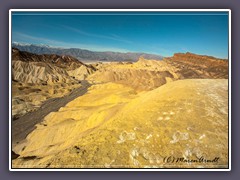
left=12, top=41, right=228, bottom=60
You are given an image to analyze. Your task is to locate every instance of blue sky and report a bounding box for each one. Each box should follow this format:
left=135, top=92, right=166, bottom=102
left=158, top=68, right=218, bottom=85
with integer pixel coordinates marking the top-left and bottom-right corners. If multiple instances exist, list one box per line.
left=12, top=11, right=229, bottom=58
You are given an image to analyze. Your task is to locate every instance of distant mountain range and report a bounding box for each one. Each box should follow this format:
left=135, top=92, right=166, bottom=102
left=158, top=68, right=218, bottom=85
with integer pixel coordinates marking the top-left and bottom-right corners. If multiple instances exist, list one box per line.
left=12, top=42, right=163, bottom=62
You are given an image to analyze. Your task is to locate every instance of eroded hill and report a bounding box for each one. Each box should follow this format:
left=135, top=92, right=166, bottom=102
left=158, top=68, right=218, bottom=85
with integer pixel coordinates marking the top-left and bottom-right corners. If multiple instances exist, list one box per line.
left=164, top=52, right=228, bottom=79
left=88, top=53, right=228, bottom=91
left=12, top=50, right=229, bottom=168
left=12, top=48, right=96, bottom=119
left=12, top=79, right=228, bottom=168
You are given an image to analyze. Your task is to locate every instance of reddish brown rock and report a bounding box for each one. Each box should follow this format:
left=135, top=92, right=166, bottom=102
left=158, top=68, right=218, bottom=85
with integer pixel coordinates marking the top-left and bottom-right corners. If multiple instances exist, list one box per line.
left=164, top=52, right=228, bottom=79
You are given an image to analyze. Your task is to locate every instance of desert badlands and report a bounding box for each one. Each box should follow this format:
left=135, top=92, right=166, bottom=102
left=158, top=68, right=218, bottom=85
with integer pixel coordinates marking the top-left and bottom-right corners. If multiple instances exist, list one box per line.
left=11, top=48, right=229, bottom=168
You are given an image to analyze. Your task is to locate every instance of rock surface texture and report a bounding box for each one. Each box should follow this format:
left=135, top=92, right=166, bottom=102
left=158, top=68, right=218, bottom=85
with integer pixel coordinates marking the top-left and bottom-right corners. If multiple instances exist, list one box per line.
left=12, top=48, right=96, bottom=119
left=12, top=50, right=229, bottom=168
left=12, top=79, right=228, bottom=168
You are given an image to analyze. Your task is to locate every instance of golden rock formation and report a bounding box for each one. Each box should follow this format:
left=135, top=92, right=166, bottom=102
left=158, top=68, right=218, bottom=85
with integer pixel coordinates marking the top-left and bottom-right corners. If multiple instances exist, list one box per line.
left=13, top=79, right=228, bottom=168
left=12, top=50, right=229, bottom=169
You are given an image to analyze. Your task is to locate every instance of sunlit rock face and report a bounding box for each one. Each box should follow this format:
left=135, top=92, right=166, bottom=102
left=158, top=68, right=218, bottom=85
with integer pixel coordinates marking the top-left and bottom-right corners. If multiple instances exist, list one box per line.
left=164, top=52, right=228, bottom=79
left=12, top=48, right=96, bottom=119
left=87, top=58, right=178, bottom=91
left=12, top=49, right=229, bottom=168
left=12, top=48, right=96, bottom=84
left=88, top=54, right=228, bottom=91
left=13, top=79, right=228, bottom=168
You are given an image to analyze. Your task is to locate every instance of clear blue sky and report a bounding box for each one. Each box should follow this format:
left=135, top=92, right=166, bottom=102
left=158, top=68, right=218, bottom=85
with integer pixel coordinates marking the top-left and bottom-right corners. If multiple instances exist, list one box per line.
left=12, top=11, right=229, bottom=58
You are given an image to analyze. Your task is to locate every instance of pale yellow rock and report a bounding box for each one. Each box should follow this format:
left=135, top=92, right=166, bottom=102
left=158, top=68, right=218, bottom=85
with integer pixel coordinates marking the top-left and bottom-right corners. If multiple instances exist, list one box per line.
left=12, top=61, right=78, bottom=84
left=67, top=65, right=95, bottom=80
left=13, top=79, right=228, bottom=168
left=87, top=58, right=180, bottom=91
